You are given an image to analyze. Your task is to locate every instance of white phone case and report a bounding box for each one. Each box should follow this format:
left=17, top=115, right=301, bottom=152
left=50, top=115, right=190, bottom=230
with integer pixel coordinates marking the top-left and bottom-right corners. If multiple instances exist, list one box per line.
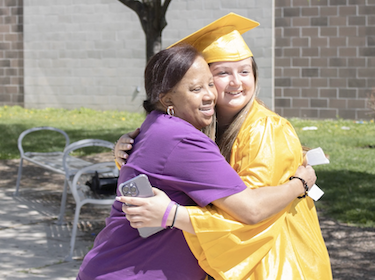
left=118, top=174, right=164, bottom=238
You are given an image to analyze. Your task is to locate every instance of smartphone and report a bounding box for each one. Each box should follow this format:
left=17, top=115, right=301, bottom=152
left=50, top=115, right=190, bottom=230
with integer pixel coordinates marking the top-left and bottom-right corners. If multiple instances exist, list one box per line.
left=118, top=174, right=164, bottom=238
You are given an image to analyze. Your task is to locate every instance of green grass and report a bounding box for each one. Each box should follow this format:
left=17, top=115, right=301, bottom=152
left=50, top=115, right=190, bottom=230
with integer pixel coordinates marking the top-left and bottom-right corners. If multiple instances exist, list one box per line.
left=1, top=105, right=375, bottom=227
left=0, top=105, right=145, bottom=159
left=290, top=118, right=375, bottom=227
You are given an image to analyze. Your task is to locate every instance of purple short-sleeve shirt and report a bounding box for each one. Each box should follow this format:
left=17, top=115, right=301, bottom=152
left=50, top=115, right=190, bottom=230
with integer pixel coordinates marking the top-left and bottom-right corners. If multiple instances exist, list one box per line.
left=77, top=111, right=247, bottom=280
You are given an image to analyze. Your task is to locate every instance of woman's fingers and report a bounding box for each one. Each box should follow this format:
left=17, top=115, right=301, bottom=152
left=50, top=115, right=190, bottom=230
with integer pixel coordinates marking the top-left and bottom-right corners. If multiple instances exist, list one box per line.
left=116, top=187, right=172, bottom=228
left=128, top=221, right=143, bottom=228
left=121, top=203, right=147, bottom=227
left=115, top=154, right=127, bottom=167
left=118, top=142, right=133, bottom=153
left=122, top=203, right=144, bottom=215
left=114, top=128, right=140, bottom=166
left=114, top=143, right=130, bottom=166
left=118, top=128, right=140, bottom=151
left=125, top=213, right=144, bottom=228
left=117, top=196, right=145, bottom=207
left=127, top=128, right=140, bottom=139
left=295, top=165, right=316, bottom=188
left=306, top=165, right=317, bottom=189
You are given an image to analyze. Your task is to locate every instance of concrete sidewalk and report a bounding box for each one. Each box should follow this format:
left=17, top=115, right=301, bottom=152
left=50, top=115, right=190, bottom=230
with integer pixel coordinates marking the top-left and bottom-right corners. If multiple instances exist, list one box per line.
left=0, top=159, right=109, bottom=280
left=0, top=188, right=89, bottom=279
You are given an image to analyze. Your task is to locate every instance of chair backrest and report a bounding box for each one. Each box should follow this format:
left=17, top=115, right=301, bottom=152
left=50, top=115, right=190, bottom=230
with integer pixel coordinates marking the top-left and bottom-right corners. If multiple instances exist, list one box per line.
left=17, top=126, right=70, bottom=156
left=62, top=139, right=115, bottom=178
left=62, top=139, right=116, bottom=204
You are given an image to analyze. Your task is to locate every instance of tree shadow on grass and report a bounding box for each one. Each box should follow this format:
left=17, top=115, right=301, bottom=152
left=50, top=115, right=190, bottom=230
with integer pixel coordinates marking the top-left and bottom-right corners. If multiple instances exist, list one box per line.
left=316, top=170, right=375, bottom=227
left=303, top=170, right=375, bottom=279
left=0, top=123, right=136, bottom=159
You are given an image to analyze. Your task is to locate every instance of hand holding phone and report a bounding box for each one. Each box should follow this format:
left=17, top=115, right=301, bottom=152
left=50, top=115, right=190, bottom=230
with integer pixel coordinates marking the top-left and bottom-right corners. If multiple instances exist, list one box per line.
left=118, top=174, right=164, bottom=238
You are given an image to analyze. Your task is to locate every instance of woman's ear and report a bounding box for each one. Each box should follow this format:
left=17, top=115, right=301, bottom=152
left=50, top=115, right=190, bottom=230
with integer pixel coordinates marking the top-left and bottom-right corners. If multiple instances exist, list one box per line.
left=159, top=93, right=173, bottom=108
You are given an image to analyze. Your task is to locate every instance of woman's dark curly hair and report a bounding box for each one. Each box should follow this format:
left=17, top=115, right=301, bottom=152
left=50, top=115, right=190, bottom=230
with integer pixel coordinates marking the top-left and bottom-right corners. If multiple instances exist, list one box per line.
left=143, top=44, right=201, bottom=113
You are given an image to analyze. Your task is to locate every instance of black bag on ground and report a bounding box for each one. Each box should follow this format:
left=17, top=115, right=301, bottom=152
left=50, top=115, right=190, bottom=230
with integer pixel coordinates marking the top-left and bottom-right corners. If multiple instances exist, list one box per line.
left=86, top=171, right=118, bottom=196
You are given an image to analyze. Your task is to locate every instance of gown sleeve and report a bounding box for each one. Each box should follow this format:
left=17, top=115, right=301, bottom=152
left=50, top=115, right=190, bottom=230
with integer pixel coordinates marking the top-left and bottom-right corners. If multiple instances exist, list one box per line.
left=183, top=109, right=332, bottom=280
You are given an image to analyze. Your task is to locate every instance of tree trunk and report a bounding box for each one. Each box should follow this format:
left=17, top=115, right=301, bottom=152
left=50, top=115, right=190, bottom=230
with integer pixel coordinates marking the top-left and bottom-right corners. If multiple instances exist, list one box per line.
left=143, top=0, right=163, bottom=61
left=118, top=0, right=172, bottom=62
left=145, top=28, right=162, bottom=62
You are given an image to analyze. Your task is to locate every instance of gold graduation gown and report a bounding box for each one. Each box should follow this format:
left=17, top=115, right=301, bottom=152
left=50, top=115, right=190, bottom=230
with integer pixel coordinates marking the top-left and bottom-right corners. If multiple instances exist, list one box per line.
left=183, top=100, right=332, bottom=280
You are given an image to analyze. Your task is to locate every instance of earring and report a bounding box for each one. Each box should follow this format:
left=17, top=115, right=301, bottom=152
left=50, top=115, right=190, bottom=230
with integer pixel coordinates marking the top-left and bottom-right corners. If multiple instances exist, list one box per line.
left=167, top=106, right=175, bottom=116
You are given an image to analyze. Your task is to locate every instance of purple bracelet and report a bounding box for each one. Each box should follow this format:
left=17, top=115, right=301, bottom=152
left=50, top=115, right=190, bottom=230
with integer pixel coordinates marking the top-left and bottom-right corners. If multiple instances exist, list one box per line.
left=161, top=201, right=175, bottom=228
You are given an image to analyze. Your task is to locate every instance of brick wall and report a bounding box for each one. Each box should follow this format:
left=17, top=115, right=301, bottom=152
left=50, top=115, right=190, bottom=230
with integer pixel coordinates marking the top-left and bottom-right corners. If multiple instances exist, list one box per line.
left=0, top=0, right=23, bottom=106
left=275, top=0, right=375, bottom=120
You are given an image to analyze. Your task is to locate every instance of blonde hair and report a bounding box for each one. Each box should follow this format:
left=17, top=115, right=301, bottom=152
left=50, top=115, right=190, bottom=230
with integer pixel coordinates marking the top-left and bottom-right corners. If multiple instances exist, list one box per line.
left=217, top=57, right=259, bottom=162
left=201, top=114, right=217, bottom=141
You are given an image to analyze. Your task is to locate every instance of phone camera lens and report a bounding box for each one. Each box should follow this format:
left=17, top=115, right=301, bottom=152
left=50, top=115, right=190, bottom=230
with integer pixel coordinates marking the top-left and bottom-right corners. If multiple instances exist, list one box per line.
left=130, top=186, right=137, bottom=196
left=122, top=185, right=129, bottom=195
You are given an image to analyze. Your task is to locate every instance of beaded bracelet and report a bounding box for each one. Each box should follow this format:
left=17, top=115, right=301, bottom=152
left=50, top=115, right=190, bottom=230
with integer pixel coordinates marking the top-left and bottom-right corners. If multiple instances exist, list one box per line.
left=170, top=203, right=180, bottom=229
left=161, top=201, right=176, bottom=228
left=289, top=176, right=309, bottom=199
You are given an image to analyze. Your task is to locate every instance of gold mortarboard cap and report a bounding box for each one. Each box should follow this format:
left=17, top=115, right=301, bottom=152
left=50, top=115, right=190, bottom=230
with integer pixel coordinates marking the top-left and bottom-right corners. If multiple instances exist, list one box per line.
left=168, top=13, right=260, bottom=64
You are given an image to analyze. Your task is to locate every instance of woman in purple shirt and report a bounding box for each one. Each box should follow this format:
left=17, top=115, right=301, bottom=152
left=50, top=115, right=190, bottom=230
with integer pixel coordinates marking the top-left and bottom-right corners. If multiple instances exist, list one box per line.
left=77, top=45, right=315, bottom=280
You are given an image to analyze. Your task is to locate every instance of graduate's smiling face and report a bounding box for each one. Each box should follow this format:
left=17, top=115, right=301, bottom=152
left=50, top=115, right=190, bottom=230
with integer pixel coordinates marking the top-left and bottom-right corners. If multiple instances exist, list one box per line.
left=161, top=56, right=217, bottom=130
left=210, top=58, right=256, bottom=118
